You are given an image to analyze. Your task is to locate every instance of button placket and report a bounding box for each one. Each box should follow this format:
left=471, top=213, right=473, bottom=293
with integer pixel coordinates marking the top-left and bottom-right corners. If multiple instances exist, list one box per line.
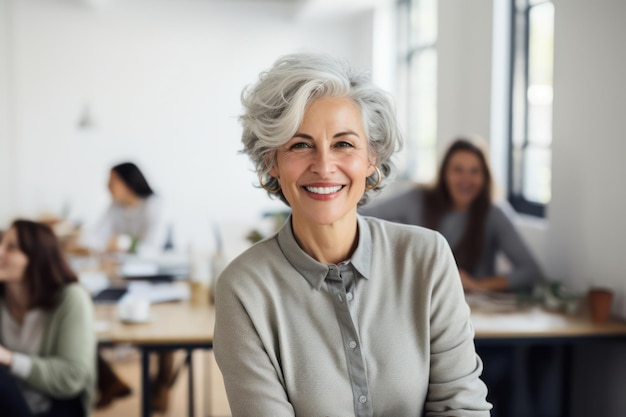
left=325, top=264, right=372, bottom=417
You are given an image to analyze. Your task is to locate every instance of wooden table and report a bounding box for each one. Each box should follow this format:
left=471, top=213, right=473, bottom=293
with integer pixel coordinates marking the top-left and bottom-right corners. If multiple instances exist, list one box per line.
left=96, top=293, right=626, bottom=417
left=472, top=306, right=626, bottom=340
left=96, top=286, right=214, bottom=417
left=470, top=306, right=626, bottom=417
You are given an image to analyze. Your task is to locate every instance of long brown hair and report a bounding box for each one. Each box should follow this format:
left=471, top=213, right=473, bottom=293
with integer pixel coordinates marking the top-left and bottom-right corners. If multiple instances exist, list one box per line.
left=0, top=219, right=78, bottom=310
left=423, top=138, right=493, bottom=272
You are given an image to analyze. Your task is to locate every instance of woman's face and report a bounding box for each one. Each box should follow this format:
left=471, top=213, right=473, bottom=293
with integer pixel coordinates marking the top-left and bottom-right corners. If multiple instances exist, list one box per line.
left=269, top=97, right=375, bottom=227
left=107, top=170, right=133, bottom=203
left=0, top=227, right=29, bottom=283
left=444, top=150, right=485, bottom=210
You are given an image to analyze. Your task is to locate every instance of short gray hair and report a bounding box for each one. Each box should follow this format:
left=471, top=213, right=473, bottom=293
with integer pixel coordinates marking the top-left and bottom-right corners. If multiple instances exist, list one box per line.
left=240, top=52, right=403, bottom=205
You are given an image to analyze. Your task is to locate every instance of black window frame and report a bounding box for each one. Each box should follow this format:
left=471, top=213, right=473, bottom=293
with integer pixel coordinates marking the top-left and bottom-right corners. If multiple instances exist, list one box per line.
left=507, top=0, right=554, bottom=218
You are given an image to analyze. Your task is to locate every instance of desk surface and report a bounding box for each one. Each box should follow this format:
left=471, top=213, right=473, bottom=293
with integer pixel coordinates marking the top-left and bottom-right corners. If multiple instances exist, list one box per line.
left=471, top=306, right=626, bottom=339
left=96, top=287, right=214, bottom=345
left=95, top=293, right=626, bottom=345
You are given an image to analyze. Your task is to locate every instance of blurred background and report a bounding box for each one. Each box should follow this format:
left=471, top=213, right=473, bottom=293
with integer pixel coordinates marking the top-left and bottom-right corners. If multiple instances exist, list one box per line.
left=1, top=1, right=625, bottom=415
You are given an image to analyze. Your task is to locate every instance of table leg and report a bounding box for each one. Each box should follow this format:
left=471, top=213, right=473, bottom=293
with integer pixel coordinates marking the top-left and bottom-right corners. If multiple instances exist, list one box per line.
left=561, top=345, right=572, bottom=417
left=205, top=351, right=212, bottom=417
left=512, top=346, right=531, bottom=417
left=187, top=350, right=195, bottom=417
left=141, top=349, right=151, bottom=417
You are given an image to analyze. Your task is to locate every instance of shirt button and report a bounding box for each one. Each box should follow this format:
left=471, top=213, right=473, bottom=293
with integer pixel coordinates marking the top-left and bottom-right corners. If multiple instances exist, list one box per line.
left=337, top=294, right=343, bottom=302
left=346, top=292, right=353, bottom=301
left=359, top=395, right=367, bottom=404
left=348, top=340, right=357, bottom=349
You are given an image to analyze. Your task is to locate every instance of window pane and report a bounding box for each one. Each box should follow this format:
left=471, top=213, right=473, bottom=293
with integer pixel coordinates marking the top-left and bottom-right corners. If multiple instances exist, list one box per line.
left=511, top=145, right=524, bottom=195
left=523, top=146, right=551, bottom=204
left=527, top=2, right=554, bottom=147
left=410, top=0, right=437, bottom=47
left=511, top=5, right=528, bottom=149
left=407, top=48, right=437, bottom=183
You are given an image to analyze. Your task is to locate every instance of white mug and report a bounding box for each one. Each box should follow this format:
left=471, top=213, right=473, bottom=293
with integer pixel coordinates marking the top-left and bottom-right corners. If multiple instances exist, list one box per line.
left=118, top=297, right=151, bottom=323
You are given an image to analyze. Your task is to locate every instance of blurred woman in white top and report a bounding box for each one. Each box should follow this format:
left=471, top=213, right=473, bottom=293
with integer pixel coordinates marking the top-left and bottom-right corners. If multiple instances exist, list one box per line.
left=83, top=162, right=170, bottom=256
left=83, top=162, right=175, bottom=411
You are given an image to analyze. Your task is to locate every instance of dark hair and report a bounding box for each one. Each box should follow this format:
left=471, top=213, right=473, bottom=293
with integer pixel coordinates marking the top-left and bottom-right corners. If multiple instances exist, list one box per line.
left=111, top=162, right=154, bottom=198
left=423, top=138, right=493, bottom=272
left=0, top=220, right=78, bottom=310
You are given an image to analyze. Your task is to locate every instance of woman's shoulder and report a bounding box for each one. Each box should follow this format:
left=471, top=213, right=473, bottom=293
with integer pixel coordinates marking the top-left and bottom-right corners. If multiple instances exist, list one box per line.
left=363, top=217, right=453, bottom=276
left=55, top=283, right=92, bottom=309
left=487, top=200, right=517, bottom=224
left=144, top=194, right=165, bottom=211
left=217, top=236, right=282, bottom=279
left=363, top=215, right=444, bottom=248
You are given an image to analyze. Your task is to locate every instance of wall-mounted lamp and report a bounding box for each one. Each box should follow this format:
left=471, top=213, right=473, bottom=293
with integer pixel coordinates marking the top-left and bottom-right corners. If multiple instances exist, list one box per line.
left=77, top=102, right=96, bottom=130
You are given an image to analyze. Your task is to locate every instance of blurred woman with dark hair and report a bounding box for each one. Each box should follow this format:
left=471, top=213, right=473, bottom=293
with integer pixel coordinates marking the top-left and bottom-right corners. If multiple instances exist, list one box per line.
left=82, top=162, right=176, bottom=411
left=0, top=220, right=96, bottom=417
left=362, top=137, right=542, bottom=292
left=82, top=161, right=171, bottom=255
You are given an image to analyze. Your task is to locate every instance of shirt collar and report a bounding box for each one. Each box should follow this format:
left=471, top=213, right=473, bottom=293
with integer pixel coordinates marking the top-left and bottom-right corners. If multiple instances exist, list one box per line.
left=276, top=214, right=372, bottom=290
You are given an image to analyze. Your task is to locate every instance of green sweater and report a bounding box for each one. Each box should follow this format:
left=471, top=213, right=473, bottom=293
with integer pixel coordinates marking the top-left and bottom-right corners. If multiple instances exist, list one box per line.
left=0, top=284, right=97, bottom=416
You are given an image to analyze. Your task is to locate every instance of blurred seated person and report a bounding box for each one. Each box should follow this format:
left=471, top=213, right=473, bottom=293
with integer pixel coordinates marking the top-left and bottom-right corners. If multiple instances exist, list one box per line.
left=82, top=162, right=176, bottom=411
left=0, top=220, right=96, bottom=417
left=81, top=161, right=171, bottom=256
left=361, top=137, right=545, bottom=417
left=361, top=137, right=542, bottom=292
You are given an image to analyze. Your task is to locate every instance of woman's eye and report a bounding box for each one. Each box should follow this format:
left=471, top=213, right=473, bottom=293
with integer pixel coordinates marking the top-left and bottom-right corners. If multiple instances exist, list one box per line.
left=335, top=141, right=354, bottom=148
left=289, top=142, right=312, bottom=150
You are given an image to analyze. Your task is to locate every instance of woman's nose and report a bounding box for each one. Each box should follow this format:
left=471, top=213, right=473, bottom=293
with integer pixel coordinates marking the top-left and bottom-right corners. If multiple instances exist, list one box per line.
left=310, top=148, right=336, bottom=177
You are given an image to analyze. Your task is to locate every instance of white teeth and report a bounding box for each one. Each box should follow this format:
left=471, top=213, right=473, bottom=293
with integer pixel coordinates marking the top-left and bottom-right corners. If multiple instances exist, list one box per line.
left=305, top=185, right=342, bottom=195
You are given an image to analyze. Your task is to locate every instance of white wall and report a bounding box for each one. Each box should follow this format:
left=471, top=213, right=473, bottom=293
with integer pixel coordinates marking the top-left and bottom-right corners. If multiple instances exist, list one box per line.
left=1, top=0, right=382, bottom=258
left=438, top=0, right=493, bottom=152
left=0, top=0, right=15, bottom=223
left=548, top=0, right=626, bottom=314
left=548, top=2, right=626, bottom=415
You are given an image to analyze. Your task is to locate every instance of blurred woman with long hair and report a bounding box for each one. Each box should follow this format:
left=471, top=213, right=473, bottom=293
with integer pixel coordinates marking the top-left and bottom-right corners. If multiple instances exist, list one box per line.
left=0, top=220, right=96, bottom=417
left=362, top=137, right=542, bottom=292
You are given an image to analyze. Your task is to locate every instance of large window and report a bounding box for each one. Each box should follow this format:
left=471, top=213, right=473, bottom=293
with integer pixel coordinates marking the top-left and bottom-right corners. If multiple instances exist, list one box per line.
left=509, top=0, right=554, bottom=216
left=397, top=0, right=438, bottom=184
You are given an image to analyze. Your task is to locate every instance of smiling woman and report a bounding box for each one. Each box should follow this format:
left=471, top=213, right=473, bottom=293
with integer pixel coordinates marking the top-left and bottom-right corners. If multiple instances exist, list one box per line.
left=269, top=97, right=375, bottom=251
left=0, top=220, right=96, bottom=417
left=213, top=53, right=491, bottom=417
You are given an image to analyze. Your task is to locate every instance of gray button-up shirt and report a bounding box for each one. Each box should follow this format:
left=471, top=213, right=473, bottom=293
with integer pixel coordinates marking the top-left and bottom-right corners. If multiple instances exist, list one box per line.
left=214, top=215, right=491, bottom=417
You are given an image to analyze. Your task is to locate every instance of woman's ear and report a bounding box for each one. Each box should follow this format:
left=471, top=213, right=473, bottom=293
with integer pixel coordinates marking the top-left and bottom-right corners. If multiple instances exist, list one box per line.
left=266, top=153, right=279, bottom=178
left=268, top=162, right=279, bottom=178
left=367, top=156, right=377, bottom=177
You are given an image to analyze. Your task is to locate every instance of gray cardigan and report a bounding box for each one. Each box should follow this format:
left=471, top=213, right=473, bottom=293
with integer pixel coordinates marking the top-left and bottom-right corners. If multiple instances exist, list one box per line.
left=0, top=284, right=97, bottom=416
left=360, top=187, right=543, bottom=290
left=214, top=215, right=491, bottom=417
